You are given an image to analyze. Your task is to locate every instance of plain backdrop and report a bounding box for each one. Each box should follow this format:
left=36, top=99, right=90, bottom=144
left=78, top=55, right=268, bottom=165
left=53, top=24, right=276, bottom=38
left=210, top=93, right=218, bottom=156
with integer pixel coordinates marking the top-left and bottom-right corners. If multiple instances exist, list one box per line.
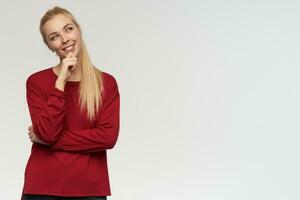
left=0, top=0, right=299, bottom=199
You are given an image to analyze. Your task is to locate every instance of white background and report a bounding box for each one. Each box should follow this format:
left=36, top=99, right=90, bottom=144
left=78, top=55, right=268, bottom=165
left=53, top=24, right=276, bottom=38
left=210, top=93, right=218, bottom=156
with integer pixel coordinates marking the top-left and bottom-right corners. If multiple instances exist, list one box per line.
left=0, top=0, right=299, bottom=199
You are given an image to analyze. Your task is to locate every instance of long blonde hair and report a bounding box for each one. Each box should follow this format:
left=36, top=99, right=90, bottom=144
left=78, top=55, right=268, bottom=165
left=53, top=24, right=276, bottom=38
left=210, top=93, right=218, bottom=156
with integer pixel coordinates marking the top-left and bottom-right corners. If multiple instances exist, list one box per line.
left=39, top=6, right=103, bottom=122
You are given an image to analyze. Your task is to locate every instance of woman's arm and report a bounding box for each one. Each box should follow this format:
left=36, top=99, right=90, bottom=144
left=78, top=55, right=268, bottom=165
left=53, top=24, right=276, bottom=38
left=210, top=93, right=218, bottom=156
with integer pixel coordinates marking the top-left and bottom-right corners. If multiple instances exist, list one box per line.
left=51, top=80, right=120, bottom=153
left=26, top=76, right=66, bottom=144
left=28, top=125, right=50, bottom=145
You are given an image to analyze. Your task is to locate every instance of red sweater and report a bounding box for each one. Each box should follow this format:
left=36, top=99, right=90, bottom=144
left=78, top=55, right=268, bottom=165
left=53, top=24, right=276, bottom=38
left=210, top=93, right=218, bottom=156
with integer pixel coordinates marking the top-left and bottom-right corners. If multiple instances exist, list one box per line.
left=21, top=67, right=120, bottom=198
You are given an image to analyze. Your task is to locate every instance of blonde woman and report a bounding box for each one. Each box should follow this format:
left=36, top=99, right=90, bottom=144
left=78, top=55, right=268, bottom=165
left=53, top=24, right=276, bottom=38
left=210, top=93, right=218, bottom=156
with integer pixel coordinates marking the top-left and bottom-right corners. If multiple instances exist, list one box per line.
left=21, top=6, right=120, bottom=200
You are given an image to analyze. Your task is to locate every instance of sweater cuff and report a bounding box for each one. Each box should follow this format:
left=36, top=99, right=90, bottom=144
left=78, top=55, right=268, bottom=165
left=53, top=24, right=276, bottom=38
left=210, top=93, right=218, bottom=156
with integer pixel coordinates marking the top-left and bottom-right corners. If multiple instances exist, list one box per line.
left=51, top=87, right=66, bottom=99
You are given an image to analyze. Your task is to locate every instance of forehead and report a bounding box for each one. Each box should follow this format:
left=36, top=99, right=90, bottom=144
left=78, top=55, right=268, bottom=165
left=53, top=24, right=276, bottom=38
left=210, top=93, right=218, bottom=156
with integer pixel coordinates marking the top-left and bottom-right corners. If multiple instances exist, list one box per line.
left=43, top=14, right=74, bottom=35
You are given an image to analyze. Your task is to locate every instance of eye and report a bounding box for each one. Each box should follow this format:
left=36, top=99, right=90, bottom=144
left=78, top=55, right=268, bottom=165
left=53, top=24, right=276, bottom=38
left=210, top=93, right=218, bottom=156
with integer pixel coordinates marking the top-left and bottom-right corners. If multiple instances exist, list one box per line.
left=50, top=35, right=58, bottom=41
left=66, top=27, right=73, bottom=32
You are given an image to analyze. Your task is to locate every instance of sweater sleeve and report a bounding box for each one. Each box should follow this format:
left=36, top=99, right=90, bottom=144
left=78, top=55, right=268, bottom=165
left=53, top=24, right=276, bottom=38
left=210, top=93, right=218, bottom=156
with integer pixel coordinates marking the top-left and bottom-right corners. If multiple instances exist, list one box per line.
left=26, top=76, right=66, bottom=143
left=51, top=78, right=120, bottom=153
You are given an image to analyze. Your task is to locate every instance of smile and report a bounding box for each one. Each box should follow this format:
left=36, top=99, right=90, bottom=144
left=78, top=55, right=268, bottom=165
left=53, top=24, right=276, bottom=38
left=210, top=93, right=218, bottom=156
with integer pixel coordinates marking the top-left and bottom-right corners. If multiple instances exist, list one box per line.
left=61, top=43, right=76, bottom=52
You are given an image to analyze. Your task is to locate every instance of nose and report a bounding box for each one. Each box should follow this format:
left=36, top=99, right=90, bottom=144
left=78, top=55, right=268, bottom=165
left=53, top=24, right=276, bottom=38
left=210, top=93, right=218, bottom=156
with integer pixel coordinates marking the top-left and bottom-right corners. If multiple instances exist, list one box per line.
left=61, top=33, right=69, bottom=43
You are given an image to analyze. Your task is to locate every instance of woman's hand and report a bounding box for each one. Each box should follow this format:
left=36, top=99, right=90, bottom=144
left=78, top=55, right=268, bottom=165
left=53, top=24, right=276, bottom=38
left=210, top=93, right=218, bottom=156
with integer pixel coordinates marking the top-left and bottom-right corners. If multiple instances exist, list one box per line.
left=28, top=125, right=50, bottom=145
left=55, top=52, right=77, bottom=91
left=58, top=52, right=77, bottom=82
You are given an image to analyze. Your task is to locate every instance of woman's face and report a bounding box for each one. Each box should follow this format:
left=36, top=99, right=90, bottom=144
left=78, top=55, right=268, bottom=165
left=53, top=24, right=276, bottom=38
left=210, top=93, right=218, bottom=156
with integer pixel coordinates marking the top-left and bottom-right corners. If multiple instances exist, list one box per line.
left=42, top=14, right=82, bottom=59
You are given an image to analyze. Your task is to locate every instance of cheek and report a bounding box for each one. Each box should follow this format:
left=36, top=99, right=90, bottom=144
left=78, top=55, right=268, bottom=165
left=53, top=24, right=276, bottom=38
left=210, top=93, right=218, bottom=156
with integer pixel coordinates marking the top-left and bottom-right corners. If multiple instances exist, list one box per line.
left=50, top=42, right=62, bottom=51
left=73, top=30, right=81, bottom=40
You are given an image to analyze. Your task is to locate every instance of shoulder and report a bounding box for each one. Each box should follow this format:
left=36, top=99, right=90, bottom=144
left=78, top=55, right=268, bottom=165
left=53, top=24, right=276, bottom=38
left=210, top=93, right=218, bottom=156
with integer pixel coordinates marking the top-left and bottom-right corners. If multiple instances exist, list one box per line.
left=26, top=68, right=55, bottom=95
left=99, top=70, right=119, bottom=98
left=26, top=67, right=53, bottom=85
left=100, top=71, right=118, bottom=88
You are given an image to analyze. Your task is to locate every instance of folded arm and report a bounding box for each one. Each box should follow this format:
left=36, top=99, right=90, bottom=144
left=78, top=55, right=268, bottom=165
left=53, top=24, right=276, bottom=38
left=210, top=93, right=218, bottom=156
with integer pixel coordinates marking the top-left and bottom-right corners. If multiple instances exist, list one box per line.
left=26, top=77, right=66, bottom=144
left=51, top=78, right=120, bottom=153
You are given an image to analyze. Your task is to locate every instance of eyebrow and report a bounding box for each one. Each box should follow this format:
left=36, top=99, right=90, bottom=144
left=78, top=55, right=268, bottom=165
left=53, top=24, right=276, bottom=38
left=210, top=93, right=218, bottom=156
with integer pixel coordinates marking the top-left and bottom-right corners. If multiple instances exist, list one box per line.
left=47, top=23, right=73, bottom=38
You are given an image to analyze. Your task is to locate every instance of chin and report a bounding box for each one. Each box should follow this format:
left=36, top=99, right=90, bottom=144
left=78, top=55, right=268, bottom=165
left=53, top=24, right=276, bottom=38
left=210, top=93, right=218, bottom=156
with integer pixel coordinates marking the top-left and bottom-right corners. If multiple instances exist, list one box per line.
left=59, top=50, right=78, bottom=58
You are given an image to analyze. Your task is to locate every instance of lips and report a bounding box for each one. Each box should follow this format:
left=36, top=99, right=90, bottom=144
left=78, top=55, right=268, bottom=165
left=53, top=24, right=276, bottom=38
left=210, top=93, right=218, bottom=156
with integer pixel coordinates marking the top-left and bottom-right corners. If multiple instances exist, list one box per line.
left=61, top=43, right=76, bottom=52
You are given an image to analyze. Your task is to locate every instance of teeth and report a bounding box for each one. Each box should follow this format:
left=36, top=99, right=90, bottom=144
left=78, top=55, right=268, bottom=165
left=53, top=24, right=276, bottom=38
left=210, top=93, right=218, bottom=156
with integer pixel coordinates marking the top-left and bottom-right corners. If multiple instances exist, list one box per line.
left=63, top=44, right=75, bottom=52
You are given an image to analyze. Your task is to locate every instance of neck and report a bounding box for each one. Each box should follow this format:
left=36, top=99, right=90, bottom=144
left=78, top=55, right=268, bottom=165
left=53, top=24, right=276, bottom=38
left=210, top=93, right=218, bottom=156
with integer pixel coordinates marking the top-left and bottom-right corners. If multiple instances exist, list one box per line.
left=69, top=64, right=82, bottom=81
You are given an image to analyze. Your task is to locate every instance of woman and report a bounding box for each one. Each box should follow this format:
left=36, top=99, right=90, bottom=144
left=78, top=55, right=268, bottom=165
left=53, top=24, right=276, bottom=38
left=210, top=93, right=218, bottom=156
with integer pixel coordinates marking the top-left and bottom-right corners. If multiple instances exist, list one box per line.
left=21, top=6, right=120, bottom=200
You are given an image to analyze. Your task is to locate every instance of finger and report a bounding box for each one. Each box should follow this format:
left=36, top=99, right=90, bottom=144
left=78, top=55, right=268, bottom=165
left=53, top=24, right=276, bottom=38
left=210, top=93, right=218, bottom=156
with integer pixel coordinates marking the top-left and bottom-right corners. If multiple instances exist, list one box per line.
left=68, top=58, right=77, bottom=62
left=68, top=60, right=77, bottom=65
left=66, top=57, right=77, bottom=62
left=70, top=66, right=76, bottom=72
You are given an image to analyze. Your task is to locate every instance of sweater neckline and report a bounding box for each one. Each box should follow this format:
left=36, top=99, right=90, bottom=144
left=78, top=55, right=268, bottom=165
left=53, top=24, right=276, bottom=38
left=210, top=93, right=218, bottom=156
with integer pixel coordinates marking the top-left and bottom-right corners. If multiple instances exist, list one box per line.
left=49, top=67, right=80, bottom=86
